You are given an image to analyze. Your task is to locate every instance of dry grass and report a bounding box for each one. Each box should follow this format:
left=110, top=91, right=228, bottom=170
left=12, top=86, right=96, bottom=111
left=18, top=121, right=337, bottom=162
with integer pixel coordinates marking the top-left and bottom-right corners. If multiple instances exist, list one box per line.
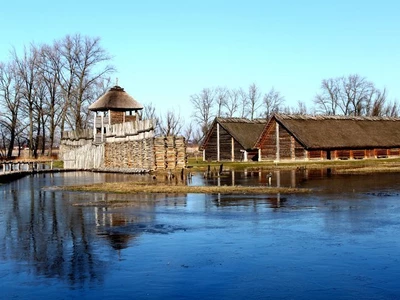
left=335, top=165, right=400, bottom=174
left=63, top=181, right=310, bottom=195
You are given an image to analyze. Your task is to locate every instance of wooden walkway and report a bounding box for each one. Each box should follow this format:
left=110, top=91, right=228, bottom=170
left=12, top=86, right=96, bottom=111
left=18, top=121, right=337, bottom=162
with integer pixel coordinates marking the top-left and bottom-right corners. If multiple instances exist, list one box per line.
left=0, top=160, right=56, bottom=183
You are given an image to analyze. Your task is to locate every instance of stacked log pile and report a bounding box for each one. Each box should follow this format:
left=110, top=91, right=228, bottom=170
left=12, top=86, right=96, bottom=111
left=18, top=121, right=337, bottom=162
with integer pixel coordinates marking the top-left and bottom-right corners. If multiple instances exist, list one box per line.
left=165, top=136, right=176, bottom=169
left=153, top=136, right=186, bottom=170
left=154, top=137, right=167, bottom=169
left=175, top=137, right=186, bottom=169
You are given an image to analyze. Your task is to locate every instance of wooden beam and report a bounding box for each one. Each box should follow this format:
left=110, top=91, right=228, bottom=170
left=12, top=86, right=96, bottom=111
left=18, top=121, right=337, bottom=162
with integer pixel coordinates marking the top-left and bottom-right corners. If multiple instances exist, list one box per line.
left=231, top=137, right=234, bottom=161
left=290, top=136, right=295, bottom=160
left=217, top=123, right=220, bottom=162
left=276, top=122, right=280, bottom=162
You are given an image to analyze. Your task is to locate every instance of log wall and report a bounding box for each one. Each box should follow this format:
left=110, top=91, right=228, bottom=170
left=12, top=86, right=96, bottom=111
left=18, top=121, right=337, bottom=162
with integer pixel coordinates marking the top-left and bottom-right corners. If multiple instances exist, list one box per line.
left=60, top=120, right=186, bottom=171
left=259, top=121, right=277, bottom=160
left=204, top=125, right=245, bottom=161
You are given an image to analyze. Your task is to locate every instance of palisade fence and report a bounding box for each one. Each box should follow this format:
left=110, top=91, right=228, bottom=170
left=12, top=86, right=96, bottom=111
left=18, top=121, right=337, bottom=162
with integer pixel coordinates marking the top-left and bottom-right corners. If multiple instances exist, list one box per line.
left=60, top=120, right=186, bottom=171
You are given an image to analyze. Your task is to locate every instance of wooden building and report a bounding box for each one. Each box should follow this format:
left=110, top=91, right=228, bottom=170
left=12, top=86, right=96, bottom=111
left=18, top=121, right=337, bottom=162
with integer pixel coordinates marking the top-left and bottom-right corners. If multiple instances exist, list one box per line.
left=89, top=85, right=143, bottom=143
left=256, top=114, right=400, bottom=161
left=199, top=118, right=267, bottom=162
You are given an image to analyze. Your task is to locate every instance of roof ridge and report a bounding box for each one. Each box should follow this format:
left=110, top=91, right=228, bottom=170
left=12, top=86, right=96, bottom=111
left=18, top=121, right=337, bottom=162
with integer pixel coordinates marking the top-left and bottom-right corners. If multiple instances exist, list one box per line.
left=275, top=113, right=400, bottom=121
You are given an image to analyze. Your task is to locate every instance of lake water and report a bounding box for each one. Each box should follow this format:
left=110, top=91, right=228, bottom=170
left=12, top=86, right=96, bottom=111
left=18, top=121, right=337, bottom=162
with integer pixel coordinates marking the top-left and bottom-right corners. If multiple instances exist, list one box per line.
left=0, top=170, right=399, bottom=299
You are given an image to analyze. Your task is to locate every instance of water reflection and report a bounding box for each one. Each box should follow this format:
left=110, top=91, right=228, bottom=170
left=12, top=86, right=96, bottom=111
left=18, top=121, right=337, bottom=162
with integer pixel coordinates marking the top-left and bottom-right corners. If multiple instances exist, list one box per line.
left=1, top=186, right=104, bottom=287
left=0, top=173, right=184, bottom=288
left=1, top=170, right=400, bottom=299
left=202, top=168, right=317, bottom=188
left=214, top=194, right=287, bottom=209
left=201, top=167, right=400, bottom=195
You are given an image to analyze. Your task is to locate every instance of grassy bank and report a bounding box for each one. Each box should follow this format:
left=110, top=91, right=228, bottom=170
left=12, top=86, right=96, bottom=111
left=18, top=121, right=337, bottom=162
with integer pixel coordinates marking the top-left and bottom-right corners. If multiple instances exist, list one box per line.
left=63, top=181, right=310, bottom=195
left=186, top=157, right=400, bottom=173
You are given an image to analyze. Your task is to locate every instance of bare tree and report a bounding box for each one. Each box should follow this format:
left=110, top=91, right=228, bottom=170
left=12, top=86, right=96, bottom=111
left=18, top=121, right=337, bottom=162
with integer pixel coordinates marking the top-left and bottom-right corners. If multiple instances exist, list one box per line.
left=190, top=88, right=215, bottom=135
left=215, top=86, right=228, bottom=117
left=57, top=34, right=115, bottom=131
left=314, top=77, right=341, bottom=115
left=384, top=101, right=399, bottom=117
left=341, top=74, right=374, bottom=116
left=238, top=87, right=249, bottom=118
left=360, top=87, right=389, bottom=117
left=223, top=88, right=240, bottom=117
left=191, top=126, right=204, bottom=145
left=159, top=110, right=183, bottom=136
left=261, top=87, right=285, bottom=118
left=0, top=62, right=24, bottom=158
left=182, top=121, right=195, bottom=145
left=294, top=100, right=308, bottom=115
left=246, top=83, right=262, bottom=120
left=13, top=44, right=41, bottom=156
left=142, top=102, right=160, bottom=133
left=314, top=74, right=392, bottom=117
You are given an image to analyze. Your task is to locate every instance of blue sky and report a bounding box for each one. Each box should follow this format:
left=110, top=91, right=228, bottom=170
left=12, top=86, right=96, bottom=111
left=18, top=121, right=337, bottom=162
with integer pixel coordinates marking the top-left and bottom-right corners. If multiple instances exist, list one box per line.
left=1, top=0, right=399, bottom=122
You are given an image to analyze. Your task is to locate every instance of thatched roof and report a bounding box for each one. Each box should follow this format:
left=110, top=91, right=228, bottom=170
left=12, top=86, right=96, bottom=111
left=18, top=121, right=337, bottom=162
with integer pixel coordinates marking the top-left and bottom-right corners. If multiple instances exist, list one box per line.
left=265, top=114, right=400, bottom=150
left=200, top=117, right=267, bottom=150
left=89, top=86, right=143, bottom=112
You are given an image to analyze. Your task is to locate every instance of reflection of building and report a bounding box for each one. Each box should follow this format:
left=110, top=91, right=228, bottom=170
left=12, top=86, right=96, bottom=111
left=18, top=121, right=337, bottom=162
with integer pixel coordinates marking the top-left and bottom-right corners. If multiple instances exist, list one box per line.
left=93, top=192, right=187, bottom=250
left=60, top=85, right=186, bottom=171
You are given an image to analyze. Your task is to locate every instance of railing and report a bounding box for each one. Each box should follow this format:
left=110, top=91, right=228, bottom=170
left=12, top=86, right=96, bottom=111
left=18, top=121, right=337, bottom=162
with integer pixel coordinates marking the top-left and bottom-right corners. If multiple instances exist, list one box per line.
left=0, top=160, right=54, bottom=175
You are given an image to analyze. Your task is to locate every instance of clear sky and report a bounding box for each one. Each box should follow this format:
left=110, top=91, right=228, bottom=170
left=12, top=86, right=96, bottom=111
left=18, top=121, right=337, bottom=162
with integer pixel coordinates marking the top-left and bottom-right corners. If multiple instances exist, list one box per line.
left=1, top=0, right=399, bottom=122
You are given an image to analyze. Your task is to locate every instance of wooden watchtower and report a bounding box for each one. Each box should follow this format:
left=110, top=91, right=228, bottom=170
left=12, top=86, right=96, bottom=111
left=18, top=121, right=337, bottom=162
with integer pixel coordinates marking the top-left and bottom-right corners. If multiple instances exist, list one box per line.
left=89, top=85, right=143, bottom=143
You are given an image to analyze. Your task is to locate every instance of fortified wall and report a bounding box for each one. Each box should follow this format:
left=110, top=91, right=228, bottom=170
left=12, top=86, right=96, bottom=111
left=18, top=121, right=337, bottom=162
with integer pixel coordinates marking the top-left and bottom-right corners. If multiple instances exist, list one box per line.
left=60, top=120, right=186, bottom=172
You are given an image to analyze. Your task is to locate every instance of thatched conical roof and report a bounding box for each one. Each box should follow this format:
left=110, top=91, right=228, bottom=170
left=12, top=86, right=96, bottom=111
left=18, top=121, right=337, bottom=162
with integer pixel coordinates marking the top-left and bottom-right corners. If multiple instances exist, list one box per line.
left=89, top=85, right=143, bottom=112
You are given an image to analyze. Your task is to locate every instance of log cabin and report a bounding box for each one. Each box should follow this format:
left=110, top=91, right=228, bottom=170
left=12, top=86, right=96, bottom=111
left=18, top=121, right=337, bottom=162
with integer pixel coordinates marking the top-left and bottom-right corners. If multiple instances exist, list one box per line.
left=199, top=117, right=267, bottom=162
left=256, top=114, right=400, bottom=161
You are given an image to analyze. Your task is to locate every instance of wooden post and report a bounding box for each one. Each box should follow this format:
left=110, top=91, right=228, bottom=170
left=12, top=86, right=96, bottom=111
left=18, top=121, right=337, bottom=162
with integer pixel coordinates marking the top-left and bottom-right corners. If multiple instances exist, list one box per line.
left=108, top=109, right=111, bottom=131
left=93, top=112, right=97, bottom=140
left=99, top=114, right=103, bottom=142
left=258, top=148, right=261, bottom=162
left=217, top=123, right=220, bottom=162
left=304, top=149, right=309, bottom=161
left=291, top=169, right=296, bottom=187
left=276, top=122, right=280, bottom=162
left=276, top=170, right=281, bottom=188
left=231, top=137, right=234, bottom=162
left=290, top=136, right=295, bottom=160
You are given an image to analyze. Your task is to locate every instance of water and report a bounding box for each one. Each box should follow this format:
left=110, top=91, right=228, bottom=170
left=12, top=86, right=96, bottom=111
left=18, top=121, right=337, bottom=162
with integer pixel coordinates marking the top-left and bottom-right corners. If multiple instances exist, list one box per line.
left=0, top=170, right=400, bottom=299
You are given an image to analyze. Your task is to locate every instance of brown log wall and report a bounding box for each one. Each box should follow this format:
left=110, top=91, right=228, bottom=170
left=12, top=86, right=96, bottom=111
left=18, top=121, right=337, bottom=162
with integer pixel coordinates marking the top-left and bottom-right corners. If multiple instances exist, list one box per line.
left=259, top=121, right=277, bottom=160
left=259, top=121, right=307, bottom=161
left=204, top=126, right=243, bottom=161
left=105, top=136, right=186, bottom=170
left=110, top=111, right=124, bottom=125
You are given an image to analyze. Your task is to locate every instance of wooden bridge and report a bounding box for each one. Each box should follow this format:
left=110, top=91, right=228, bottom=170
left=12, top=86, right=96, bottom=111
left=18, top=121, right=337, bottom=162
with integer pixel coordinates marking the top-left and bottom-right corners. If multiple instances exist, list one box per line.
left=0, top=160, right=56, bottom=182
